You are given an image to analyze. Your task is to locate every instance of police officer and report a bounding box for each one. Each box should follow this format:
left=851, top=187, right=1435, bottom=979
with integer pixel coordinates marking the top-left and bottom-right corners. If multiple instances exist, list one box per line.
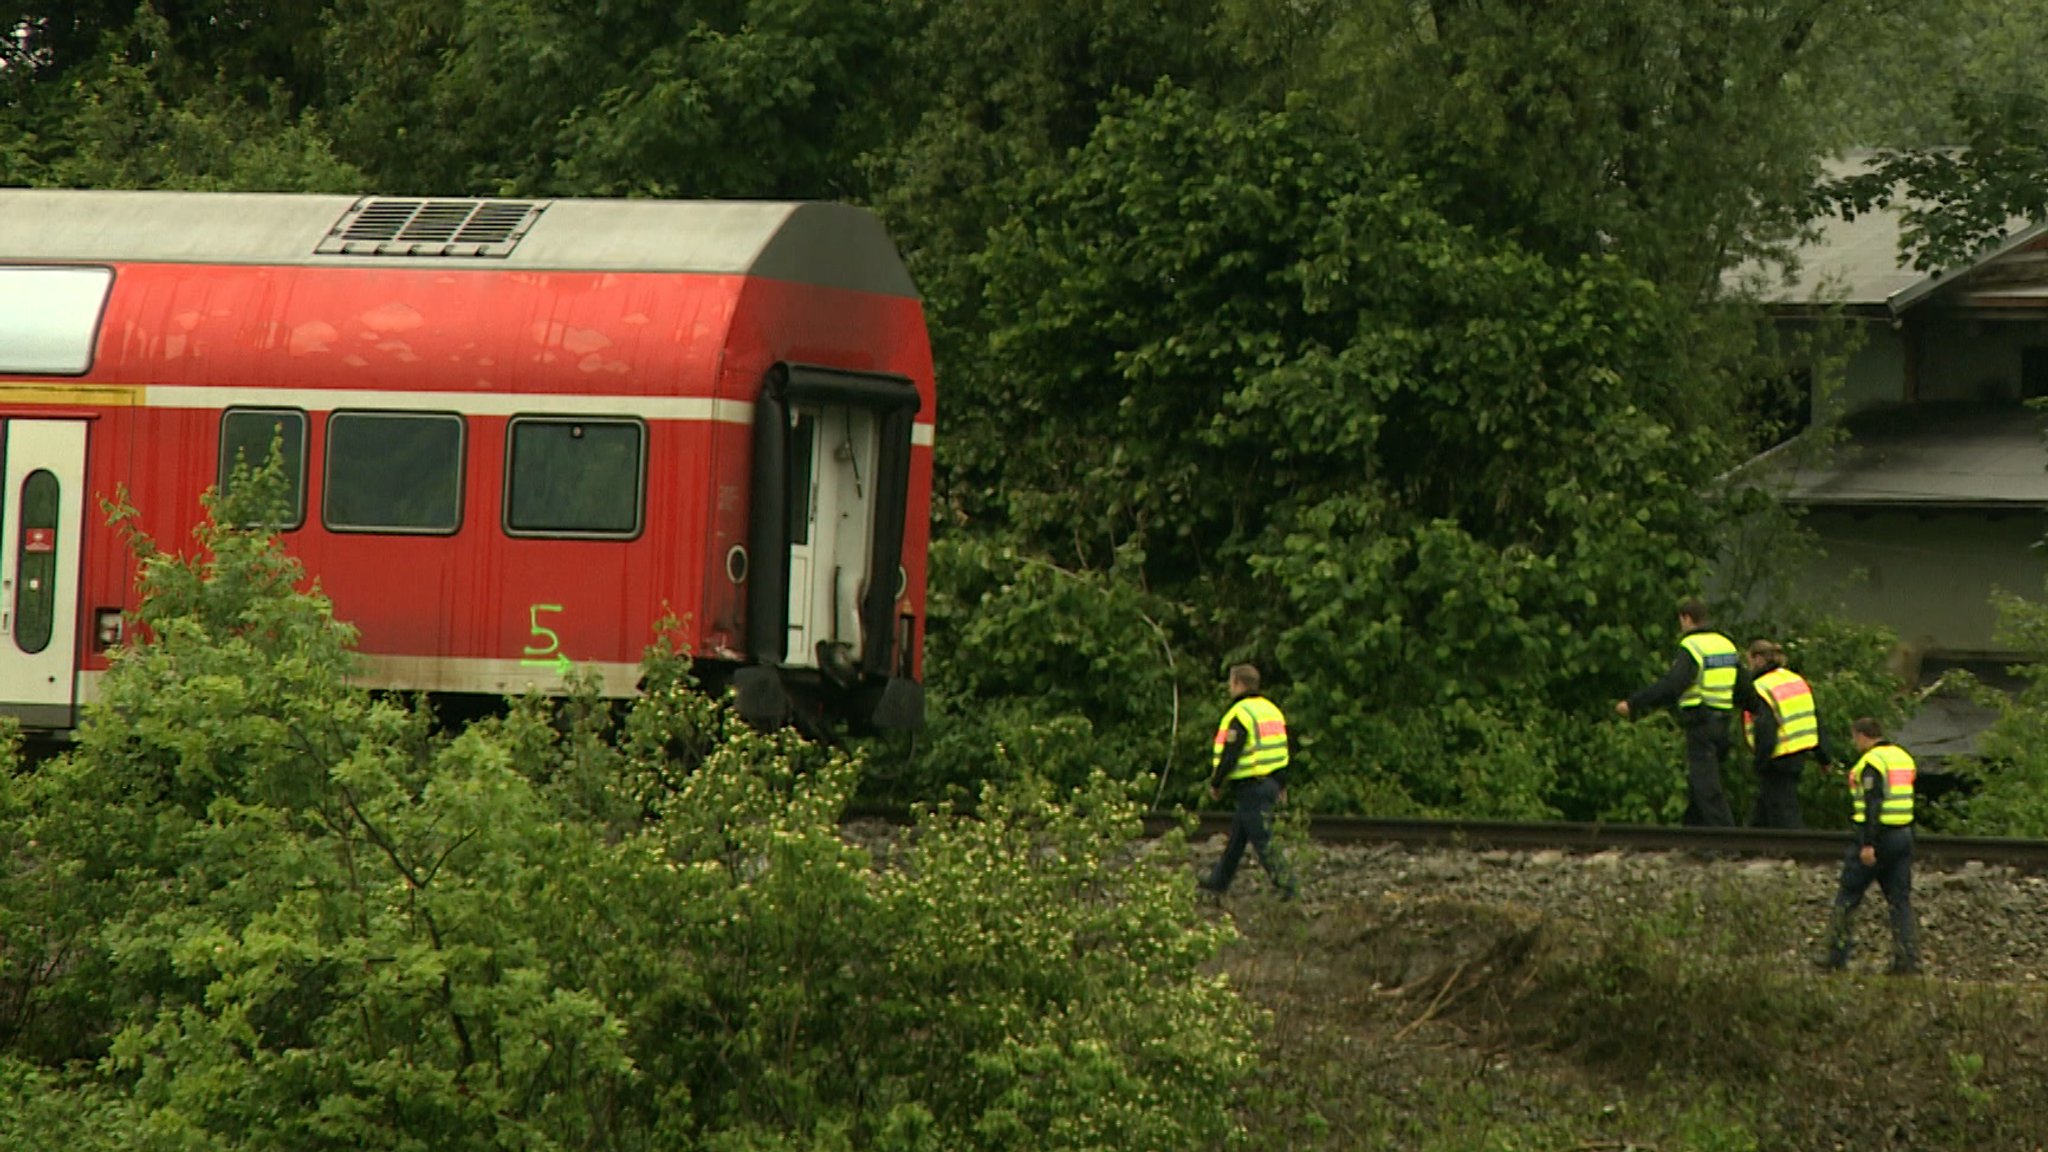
left=1742, top=639, right=1830, bottom=829
left=1819, top=716, right=1919, bottom=974
left=1199, top=663, right=1298, bottom=899
left=1615, top=598, right=1756, bottom=827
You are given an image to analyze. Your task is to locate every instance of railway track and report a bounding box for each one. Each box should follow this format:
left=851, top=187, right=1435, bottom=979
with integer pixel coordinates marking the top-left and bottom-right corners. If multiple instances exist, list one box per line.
left=846, top=806, right=2048, bottom=870
left=1157, top=814, right=2048, bottom=872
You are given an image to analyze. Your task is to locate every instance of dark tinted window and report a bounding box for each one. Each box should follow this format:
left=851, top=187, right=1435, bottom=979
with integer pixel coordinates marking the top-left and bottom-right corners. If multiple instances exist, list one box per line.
left=2024, top=349, right=2048, bottom=400
left=13, top=469, right=59, bottom=654
left=324, top=411, right=464, bottom=533
left=788, top=413, right=814, bottom=546
left=505, top=417, right=644, bottom=537
left=219, top=408, right=307, bottom=528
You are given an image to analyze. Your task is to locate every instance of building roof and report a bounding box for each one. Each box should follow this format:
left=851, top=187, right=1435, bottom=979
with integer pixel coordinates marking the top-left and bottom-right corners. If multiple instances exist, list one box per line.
left=1733, top=153, right=2046, bottom=313
left=1739, top=196, right=1929, bottom=309
left=1896, top=692, right=2000, bottom=763
left=1754, top=404, right=2048, bottom=507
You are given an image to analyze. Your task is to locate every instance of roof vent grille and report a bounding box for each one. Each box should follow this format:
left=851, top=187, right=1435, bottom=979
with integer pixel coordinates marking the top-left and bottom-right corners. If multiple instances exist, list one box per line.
left=317, top=197, right=545, bottom=258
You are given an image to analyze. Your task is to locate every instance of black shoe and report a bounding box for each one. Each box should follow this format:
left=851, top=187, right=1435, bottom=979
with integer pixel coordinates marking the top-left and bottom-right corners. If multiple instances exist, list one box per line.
left=1813, top=954, right=1847, bottom=973
left=1196, top=876, right=1226, bottom=896
left=1888, top=961, right=1921, bottom=977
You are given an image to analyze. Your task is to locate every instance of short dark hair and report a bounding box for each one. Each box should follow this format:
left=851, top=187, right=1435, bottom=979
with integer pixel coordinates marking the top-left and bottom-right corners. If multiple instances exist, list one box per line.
left=1852, top=716, right=1884, bottom=741
left=1678, top=597, right=1710, bottom=625
left=1228, top=663, right=1261, bottom=692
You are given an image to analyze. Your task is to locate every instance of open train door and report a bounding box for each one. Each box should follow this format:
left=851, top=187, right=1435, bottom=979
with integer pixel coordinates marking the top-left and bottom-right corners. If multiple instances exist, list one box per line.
left=745, top=364, right=922, bottom=729
left=0, top=419, right=88, bottom=729
left=785, top=405, right=879, bottom=675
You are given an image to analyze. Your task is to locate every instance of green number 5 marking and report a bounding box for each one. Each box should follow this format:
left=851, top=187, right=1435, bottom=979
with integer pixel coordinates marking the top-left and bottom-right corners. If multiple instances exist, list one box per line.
left=521, top=604, right=572, bottom=674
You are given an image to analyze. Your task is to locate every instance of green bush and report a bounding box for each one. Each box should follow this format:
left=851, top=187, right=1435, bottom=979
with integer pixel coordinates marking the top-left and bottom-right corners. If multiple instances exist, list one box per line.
left=0, top=477, right=1260, bottom=1151
left=1952, top=588, right=2048, bottom=837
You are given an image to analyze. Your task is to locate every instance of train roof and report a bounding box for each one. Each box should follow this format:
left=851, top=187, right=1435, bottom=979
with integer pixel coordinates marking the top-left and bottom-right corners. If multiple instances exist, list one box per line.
left=0, top=189, right=919, bottom=299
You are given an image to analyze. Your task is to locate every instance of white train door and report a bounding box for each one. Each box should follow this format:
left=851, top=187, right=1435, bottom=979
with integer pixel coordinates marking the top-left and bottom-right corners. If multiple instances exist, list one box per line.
left=0, top=419, right=88, bottom=726
left=785, top=405, right=879, bottom=671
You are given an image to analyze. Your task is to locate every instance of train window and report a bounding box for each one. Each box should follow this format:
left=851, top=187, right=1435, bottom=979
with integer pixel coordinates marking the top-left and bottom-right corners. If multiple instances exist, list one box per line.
left=0, top=266, right=112, bottom=375
left=788, top=413, right=815, bottom=546
left=504, top=417, right=645, bottom=538
left=218, top=408, right=307, bottom=529
left=12, top=469, right=59, bottom=654
left=323, top=411, right=465, bottom=534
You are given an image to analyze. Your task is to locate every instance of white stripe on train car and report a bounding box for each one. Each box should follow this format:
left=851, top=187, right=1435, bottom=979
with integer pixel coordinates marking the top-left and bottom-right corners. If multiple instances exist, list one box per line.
left=353, top=654, right=648, bottom=697
left=77, top=655, right=653, bottom=705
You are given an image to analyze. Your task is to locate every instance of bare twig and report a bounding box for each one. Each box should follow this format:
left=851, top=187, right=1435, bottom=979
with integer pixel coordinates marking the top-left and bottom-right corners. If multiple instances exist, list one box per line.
left=1392, top=959, right=1469, bottom=1042
left=1140, top=607, right=1181, bottom=809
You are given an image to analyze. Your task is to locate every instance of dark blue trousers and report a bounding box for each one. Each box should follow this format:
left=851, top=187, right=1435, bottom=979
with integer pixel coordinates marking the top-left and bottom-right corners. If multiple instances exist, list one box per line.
left=1751, top=751, right=1808, bottom=829
left=1680, top=708, right=1735, bottom=827
left=1205, top=774, right=1295, bottom=897
left=1827, top=825, right=1918, bottom=971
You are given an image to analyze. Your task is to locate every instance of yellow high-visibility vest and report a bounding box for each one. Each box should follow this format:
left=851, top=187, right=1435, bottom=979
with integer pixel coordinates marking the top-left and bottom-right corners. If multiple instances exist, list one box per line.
left=1678, top=631, right=1739, bottom=710
left=1849, top=743, right=1916, bottom=826
left=1746, top=668, right=1819, bottom=757
left=1213, top=696, right=1289, bottom=781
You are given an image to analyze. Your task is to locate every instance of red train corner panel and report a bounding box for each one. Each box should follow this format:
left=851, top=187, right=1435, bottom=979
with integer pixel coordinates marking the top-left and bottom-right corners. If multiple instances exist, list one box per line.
left=0, top=190, right=934, bottom=733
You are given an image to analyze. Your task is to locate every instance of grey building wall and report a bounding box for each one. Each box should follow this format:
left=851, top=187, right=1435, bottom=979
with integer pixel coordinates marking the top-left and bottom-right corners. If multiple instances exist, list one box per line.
left=1833, top=316, right=2048, bottom=415
left=1804, top=508, right=2048, bottom=658
left=1838, top=322, right=1906, bottom=412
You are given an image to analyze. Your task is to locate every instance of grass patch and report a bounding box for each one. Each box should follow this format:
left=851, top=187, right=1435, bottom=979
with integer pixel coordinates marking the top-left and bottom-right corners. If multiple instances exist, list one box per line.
left=1221, top=870, right=2048, bottom=1149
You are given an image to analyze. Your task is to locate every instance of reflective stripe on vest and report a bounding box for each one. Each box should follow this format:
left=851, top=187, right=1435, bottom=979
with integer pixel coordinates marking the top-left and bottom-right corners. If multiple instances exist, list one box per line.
left=1677, top=631, right=1739, bottom=711
left=1745, top=668, right=1819, bottom=757
left=1849, top=743, right=1916, bottom=826
left=1212, top=695, right=1289, bottom=781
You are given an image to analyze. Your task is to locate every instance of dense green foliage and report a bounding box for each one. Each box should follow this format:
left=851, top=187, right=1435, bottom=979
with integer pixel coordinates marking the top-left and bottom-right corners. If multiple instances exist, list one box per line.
left=16, top=0, right=2048, bottom=1141
left=924, top=80, right=1907, bottom=818
left=940, top=87, right=1716, bottom=816
left=1822, top=0, right=2048, bottom=270
left=1950, top=586, right=2048, bottom=836
left=0, top=479, right=1256, bottom=1148
left=11, top=0, right=2045, bottom=816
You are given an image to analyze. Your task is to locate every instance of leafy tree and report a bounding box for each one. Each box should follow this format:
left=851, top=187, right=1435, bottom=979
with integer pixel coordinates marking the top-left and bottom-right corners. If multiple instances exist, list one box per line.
left=1813, top=0, right=2048, bottom=155
left=0, top=0, right=1940, bottom=825
left=0, top=462, right=1257, bottom=1149
left=909, top=537, right=1208, bottom=806
left=1948, top=586, right=2048, bottom=837
left=868, top=0, right=1242, bottom=280
left=1826, top=98, right=2048, bottom=274
left=319, top=0, right=909, bottom=197
left=1806, top=1, right=2048, bottom=269
left=1244, top=0, right=1961, bottom=295
left=0, top=3, right=360, bottom=190
left=918, top=85, right=1751, bottom=817
left=0, top=0, right=334, bottom=105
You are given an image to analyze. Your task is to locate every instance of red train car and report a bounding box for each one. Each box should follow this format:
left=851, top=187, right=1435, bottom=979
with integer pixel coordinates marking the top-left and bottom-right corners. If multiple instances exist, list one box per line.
left=0, top=190, right=933, bottom=733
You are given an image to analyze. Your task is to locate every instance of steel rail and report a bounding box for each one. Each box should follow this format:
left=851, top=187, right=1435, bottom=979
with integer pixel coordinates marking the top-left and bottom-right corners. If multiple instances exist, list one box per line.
left=850, top=806, right=2048, bottom=871
left=1152, top=813, right=2048, bottom=872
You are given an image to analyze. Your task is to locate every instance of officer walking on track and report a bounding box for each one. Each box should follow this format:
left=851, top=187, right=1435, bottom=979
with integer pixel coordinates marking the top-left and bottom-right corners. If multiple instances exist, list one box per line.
left=1742, top=639, right=1831, bottom=829
left=1616, top=598, right=1758, bottom=827
left=1199, top=663, right=1298, bottom=900
left=1819, top=716, right=1920, bottom=975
